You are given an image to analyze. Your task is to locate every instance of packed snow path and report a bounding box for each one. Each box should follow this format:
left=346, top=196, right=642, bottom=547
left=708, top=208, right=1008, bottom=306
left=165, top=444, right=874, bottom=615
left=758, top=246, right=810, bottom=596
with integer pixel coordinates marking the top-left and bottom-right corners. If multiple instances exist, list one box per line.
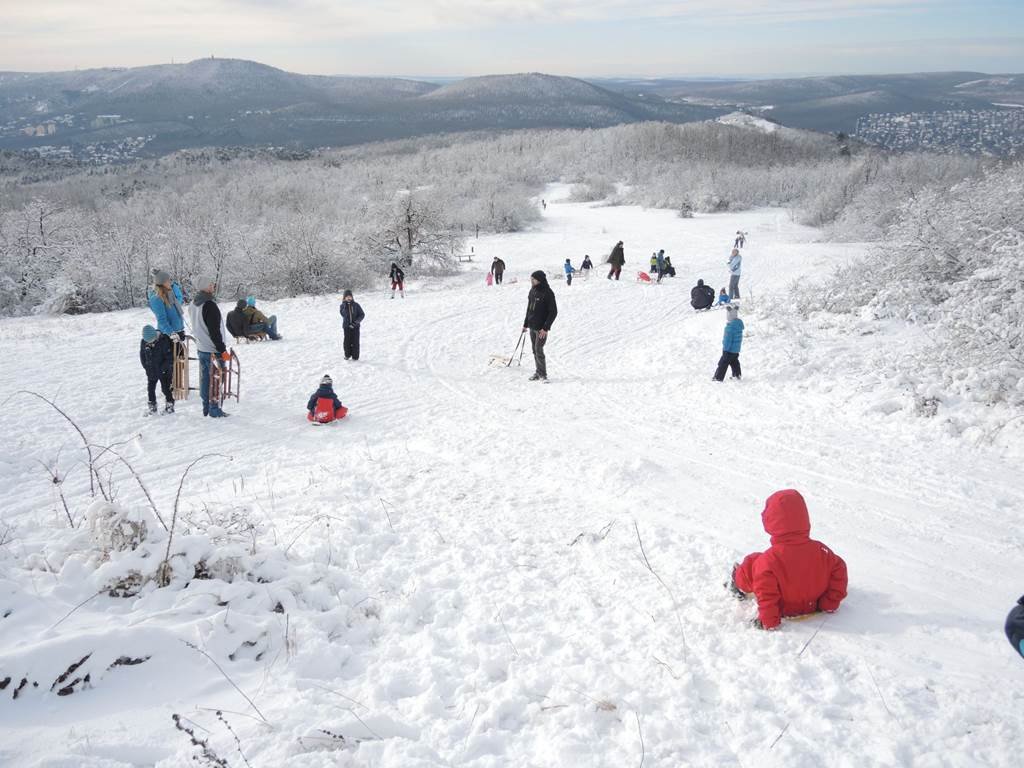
left=1, top=189, right=1021, bottom=767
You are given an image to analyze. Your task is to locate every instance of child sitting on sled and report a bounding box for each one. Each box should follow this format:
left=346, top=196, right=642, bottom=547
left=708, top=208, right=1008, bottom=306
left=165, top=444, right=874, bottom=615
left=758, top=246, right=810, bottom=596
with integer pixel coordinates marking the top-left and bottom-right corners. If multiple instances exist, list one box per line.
left=728, top=489, right=848, bottom=629
left=717, top=287, right=731, bottom=306
left=307, top=374, right=348, bottom=423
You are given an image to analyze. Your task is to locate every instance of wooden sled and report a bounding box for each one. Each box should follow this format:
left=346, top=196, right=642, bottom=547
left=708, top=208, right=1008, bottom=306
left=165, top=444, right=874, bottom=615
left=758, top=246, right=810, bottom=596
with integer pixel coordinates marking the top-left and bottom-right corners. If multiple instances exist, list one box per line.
left=210, top=349, right=241, bottom=407
left=171, top=335, right=198, bottom=401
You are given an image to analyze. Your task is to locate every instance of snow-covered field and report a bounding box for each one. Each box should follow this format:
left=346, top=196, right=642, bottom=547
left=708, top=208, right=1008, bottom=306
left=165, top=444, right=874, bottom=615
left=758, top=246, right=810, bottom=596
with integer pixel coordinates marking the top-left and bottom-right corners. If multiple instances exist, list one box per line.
left=1, top=187, right=1022, bottom=767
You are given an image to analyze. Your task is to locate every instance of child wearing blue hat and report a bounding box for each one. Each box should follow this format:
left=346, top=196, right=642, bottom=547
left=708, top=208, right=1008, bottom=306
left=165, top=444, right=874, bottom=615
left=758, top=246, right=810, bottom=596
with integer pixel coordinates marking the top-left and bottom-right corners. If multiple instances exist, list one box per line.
left=140, top=324, right=175, bottom=415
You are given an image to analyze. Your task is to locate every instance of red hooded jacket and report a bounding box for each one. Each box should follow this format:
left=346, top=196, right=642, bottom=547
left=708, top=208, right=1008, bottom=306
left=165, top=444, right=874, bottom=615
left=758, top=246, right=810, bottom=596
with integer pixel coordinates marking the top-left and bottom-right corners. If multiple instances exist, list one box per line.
left=734, top=490, right=848, bottom=629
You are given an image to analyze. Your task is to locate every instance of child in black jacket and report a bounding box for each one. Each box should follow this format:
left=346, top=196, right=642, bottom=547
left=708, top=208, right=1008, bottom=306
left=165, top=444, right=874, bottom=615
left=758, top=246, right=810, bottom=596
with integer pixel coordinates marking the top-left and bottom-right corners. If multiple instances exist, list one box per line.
left=140, top=325, right=174, bottom=414
left=307, top=375, right=348, bottom=423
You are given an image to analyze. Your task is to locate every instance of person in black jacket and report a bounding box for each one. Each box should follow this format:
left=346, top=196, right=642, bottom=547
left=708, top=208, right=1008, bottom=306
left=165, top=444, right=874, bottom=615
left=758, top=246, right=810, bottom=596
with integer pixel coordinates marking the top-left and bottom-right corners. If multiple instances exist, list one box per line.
left=1007, top=595, right=1024, bottom=659
left=226, top=299, right=253, bottom=339
left=340, top=289, right=365, bottom=360
left=389, top=262, right=405, bottom=299
left=522, top=270, right=558, bottom=381
left=139, top=325, right=174, bottom=414
left=690, top=279, right=715, bottom=310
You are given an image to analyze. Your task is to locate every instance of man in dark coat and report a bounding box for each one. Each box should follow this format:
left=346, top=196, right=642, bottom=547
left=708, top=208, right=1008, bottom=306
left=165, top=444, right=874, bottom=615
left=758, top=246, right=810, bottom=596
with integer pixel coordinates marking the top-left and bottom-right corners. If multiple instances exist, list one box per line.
left=226, top=299, right=253, bottom=339
left=522, top=270, right=558, bottom=381
left=339, top=289, right=365, bottom=361
left=389, top=262, right=405, bottom=299
left=491, top=257, right=506, bottom=285
left=607, top=241, right=625, bottom=280
left=690, top=279, right=716, bottom=310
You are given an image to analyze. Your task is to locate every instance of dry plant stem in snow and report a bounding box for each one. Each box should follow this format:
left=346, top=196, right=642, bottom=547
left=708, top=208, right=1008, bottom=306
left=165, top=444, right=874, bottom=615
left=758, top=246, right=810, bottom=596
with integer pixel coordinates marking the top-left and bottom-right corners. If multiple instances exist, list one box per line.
left=633, top=520, right=689, bottom=659
left=160, top=453, right=232, bottom=586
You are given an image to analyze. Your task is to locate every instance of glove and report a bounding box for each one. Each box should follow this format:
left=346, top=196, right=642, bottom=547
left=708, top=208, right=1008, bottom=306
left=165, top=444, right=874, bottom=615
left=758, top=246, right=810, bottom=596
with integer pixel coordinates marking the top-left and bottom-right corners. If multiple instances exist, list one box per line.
left=751, top=618, right=777, bottom=631
left=221, top=351, right=231, bottom=362
left=171, top=332, right=183, bottom=343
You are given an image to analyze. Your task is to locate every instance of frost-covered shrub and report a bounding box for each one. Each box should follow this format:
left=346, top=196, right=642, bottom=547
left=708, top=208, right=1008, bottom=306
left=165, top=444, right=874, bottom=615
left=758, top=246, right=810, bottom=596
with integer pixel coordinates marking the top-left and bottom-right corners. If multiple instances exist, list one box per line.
left=800, top=161, right=1024, bottom=406
left=87, top=501, right=149, bottom=555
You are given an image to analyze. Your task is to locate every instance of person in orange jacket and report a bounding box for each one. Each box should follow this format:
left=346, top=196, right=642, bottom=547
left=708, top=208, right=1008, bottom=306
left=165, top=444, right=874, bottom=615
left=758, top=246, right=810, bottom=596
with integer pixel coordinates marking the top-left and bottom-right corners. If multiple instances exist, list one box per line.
left=729, top=489, right=848, bottom=629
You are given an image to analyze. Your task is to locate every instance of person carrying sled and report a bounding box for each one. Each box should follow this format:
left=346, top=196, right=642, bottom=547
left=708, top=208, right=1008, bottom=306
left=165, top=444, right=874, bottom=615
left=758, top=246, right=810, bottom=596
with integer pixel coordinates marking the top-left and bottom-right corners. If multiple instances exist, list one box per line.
left=307, top=374, right=348, bottom=423
left=340, top=289, right=365, bottom=361
left=713, top=305, right=744, bottom=381
left=728, top=489, right=848, bottom=630
left=187, top=274, right=231, bottom=418
left=690, top=279, right=715, bottom=310
left=148, top=268, right=185, bottom=340
left=523, top=270, right=558, bottom=381
left=389, top=262, right=405, bottom=299
left=139, top=324, right=175, bottom=415
left=607, top=241, right=625, bottom=280
left=728, top=248, right=742, bottom=299
left=564, top=258, right=576, bottom=286
left=243, top=296, right=281, bottom=339
left=491, top=257, right=506, bottom=285
left=717, top=287, right=731, bottom=306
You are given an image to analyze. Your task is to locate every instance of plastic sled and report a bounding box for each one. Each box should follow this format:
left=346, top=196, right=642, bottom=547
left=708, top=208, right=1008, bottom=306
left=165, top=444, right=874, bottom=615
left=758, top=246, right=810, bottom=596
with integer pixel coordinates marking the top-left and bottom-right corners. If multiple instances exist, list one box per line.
left=486, top=273, right=494, bottom=286
left=637, top=271, right=652, bottom=283
left=308, top=405, right=348, bottom=424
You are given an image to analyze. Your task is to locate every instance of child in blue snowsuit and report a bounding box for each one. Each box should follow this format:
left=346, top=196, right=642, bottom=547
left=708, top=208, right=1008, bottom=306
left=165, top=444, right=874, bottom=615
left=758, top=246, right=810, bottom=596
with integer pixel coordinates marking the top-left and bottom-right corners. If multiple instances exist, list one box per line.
left=564, top=259, right=575, bottom=286
left=713, top=306, right=744, bottom=381
left=717, top=288, right=731, bottom=306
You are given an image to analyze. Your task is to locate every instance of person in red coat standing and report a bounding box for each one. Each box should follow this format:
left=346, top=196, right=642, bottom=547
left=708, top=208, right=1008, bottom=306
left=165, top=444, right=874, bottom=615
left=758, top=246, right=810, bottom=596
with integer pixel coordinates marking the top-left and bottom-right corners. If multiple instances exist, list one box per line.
left=730, top=489, right=848, bottom=630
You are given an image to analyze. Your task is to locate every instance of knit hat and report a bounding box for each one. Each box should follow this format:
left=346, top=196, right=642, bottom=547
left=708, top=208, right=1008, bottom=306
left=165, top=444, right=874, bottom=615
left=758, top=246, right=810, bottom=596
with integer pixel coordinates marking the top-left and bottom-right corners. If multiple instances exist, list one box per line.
left=246, top=296, right=256, bottom=307
left=1007, top=596, right=1024, bottom=658
left=697, top=279, right=704, bottom=287
left=236, top=299, right=247, bottom=310
left=197, top=273, right=218, bottom=292
left=531, top=270, right=546, bottom=282
left=726, top=306, right=739, bottom=321
left=320, top=374, right=333, bottom=386
left=152, top=268, right=171, bottom=286
left=343, top=289, right=353, bottom=298
left=142, top=325, right=159, bottom=343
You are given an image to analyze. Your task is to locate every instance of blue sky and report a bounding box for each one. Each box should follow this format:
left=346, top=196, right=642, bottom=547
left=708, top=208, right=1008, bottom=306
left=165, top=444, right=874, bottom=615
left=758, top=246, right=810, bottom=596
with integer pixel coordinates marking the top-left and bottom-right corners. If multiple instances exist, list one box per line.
left=3, top=1, right=1022, bottom=76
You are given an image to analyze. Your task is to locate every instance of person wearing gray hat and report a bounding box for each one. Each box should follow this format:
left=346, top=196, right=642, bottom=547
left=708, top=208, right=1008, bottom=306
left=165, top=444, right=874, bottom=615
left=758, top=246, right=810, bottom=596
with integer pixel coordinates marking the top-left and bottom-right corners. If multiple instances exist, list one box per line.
left=148, top=268, right=185, bottom=341
left=187, top=274, right=230, bottom=417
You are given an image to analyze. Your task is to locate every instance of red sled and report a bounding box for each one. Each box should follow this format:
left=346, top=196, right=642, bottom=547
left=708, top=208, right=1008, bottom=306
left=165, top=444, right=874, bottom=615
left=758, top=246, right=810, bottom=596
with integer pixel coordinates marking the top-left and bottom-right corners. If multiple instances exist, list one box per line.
left=637, top=271, right=652, bottom=283
left=307, top=397, right=348, bottom=424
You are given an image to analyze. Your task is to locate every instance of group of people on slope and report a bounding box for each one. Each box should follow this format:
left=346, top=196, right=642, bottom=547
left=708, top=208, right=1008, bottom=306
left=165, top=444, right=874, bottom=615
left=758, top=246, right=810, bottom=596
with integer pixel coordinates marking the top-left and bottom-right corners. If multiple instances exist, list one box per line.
left=647, top=250, right=677, bottom=282
left=226, top=296, right=282, bottom=341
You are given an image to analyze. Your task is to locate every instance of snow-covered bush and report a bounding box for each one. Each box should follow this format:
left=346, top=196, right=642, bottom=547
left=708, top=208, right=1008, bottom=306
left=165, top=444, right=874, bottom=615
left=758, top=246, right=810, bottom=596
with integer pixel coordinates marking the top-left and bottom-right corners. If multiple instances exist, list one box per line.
left=798, top=161, right=1024, bottom=407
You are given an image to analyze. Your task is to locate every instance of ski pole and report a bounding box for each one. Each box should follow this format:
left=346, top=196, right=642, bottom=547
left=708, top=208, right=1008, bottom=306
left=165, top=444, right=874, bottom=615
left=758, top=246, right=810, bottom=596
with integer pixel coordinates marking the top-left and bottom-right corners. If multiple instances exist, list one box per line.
left=507, top=329, right=526, bottom=368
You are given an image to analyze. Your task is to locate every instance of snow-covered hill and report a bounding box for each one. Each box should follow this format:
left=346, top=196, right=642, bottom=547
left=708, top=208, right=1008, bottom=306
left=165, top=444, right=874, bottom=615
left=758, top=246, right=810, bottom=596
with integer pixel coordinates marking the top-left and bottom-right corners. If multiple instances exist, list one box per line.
left=1, top=190, right=1021, bottom=766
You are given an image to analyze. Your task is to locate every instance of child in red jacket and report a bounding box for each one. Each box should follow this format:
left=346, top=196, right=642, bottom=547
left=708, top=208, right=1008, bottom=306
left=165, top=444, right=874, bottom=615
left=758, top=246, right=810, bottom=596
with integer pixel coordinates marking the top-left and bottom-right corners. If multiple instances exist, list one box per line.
left=730, top=489, right=848, bottom=630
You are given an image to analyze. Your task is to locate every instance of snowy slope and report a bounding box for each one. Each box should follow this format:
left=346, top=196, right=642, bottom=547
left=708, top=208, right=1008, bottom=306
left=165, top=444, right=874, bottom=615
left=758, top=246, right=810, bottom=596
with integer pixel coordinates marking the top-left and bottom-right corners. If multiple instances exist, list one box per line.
left=1, top=189, right=1022, bottom=767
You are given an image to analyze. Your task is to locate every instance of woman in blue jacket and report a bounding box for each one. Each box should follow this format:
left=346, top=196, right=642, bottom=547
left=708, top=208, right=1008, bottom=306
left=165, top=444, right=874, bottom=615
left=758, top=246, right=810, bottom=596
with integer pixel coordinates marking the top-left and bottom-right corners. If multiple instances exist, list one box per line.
left=148, top=269, right=185, bottom=339
left=713, top=305, right=744, bottom=381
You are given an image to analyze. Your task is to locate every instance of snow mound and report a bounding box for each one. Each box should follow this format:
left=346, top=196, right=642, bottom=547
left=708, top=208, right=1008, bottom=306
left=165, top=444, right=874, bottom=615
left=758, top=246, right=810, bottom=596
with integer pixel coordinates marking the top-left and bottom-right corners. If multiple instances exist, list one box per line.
left=715, top=111, right=780, bottom=133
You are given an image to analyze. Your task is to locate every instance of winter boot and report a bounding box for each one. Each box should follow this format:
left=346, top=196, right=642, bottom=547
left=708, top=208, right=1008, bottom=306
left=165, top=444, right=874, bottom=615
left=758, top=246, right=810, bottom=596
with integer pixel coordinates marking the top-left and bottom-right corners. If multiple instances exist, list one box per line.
left=726, top=564, right=747, bottom=600
left=164, top=401, right=175, bottom=414
left=147, top=401, right=158, bottom=415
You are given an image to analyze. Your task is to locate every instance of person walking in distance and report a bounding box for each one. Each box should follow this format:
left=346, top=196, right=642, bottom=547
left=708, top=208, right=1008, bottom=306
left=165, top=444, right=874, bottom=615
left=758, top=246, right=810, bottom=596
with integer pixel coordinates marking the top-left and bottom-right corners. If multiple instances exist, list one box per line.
left=580, top=254, right=593, bottom=278
left=728, top=248, right=742, bottom=300
left=187, top=274, right=231, bottom=418
left=522, top=270, right=558, bottom=381
left=491, top=257, right=506, bottom=285
left=340, top=289, right=365, bottom=361
left=713, top=305, right=744, bottom=382
left=564, top=258, right=575, bottom=286
left=607, top=241, right=625, bottom=280
left=389, top=262, right=405, bottom=299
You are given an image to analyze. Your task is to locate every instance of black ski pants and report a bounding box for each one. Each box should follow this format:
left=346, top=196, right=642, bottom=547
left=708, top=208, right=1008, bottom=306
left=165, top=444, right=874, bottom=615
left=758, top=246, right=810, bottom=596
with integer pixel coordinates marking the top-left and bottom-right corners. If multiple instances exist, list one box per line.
left=713, top=351, right=741, bottom=381
left=344, top=325, right=361, bottom=360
